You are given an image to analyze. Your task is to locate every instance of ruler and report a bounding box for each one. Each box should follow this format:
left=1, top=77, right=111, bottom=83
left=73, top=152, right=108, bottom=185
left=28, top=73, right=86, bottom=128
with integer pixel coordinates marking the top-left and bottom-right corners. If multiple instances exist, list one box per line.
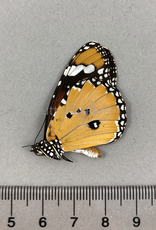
left=0, top=185, right=156, bottom=229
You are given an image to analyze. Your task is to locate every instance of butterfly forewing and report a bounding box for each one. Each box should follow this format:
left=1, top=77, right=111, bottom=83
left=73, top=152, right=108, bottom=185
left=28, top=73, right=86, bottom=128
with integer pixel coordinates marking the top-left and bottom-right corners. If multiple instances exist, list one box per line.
left=44, top=41, right=118, bottom=136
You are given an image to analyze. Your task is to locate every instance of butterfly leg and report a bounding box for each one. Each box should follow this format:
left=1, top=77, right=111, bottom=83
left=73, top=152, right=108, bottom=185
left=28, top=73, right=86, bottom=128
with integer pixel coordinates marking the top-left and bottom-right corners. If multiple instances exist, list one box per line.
left=73, top=147, right=102, bottom=158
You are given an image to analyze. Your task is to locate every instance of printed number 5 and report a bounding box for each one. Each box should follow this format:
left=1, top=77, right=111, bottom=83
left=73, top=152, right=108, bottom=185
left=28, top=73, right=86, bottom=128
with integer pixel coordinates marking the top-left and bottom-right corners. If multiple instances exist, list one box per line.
left=8, top=217, right=15, bottom=227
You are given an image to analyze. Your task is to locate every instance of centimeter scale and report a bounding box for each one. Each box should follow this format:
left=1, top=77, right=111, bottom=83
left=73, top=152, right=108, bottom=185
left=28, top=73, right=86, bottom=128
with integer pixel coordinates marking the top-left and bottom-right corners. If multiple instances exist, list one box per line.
left=0, top=185, right=155, bottom=229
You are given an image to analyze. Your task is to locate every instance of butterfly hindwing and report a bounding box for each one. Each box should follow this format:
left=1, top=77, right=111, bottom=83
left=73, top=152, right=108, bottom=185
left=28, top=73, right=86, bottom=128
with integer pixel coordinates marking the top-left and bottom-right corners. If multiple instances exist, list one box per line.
left=46, top=81, right=127, bottom=151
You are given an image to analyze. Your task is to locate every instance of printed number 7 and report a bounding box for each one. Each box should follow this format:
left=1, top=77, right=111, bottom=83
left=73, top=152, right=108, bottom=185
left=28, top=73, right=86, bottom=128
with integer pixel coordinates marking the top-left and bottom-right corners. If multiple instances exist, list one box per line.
left=70, top=217, right=78, bottom=227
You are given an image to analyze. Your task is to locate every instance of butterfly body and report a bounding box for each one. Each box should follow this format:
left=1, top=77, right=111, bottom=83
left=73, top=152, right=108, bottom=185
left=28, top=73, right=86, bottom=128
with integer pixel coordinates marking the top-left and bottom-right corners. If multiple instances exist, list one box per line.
left=31, top=41, right=127, bottom=161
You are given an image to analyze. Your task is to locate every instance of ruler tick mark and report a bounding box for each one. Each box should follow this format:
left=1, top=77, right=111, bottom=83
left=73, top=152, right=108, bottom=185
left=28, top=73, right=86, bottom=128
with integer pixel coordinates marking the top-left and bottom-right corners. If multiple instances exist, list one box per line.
left=14, top=186, right=16, bottom=200
left=95, top=186, right=97, bottom=200
left=73, top=187, right=75, bottom=216
left=55, top=187, right=57, bottom=200
left=104, top=186, right=107, bottom=216
left=136, top=187, right=138, bottom=216
left=154, top=186, right=156, bottom=199
left=26, top=187, right=28, bottom=206
left=114, top=186, right=116, bottom=200
left=64, top=186, right=66, bottom=200
left=17, top=186, right=19, bottom=200
left=20, top=186, right=22, bottom=200
left=36, top=186, right=38, bottom=200
left=32, top=186, right=35, bottom=200
left=111, top=186, right=113, bottom=200
left=76, top=186, right=78, bottom=200
left=92, top=186, right=94, bottom=200
left=1, top=186, right=3, bottom=200
left=120, top=186, right=122, bottom=206
left=10, top=187, right=13, bottom=216
left=48, top=186, right=50, bottom=200
left=108, top=187, right=109, bottom=200
left=129, top=186, right=131, bottom=200
left=151, top=186, right=153, bottom=206
left=58, top=187, right=60, bottom=206
left=145, top=186, right=147, bottom=199
left=5, top=186, right=7, bottom=200
left=79, top=186, right=81, bottom=200
left=101, top=186, right=103, bottom=200
left=61, top=187, right=63, bottom=200
left=98, top=186, right=100, bottom=200
left=23, top=187, right=25, bottom=200
left=67, top=187, right=69, bottom=200
left=30, top=186, right=31, bottom=201
left=42, top=187, right=44, bottom=216
left=51, top=186, right=53, bottom=200
left=142, top=186, right=144, bottom=200
left=70, top=186, right=72, bottom=200
left=138, top=186, right=141, bottom=200
left=123, top=186, right=125, bottom=200
left=117, top=186, right=119, bottom=200
left=132, top=186, right=134, bottom=200
left=86, top=186, right=88, bottom=200
left=89, top=187, right=91, bottom=206
left=39, top=187, right=41, bottom=200
left=44, top=187, right=46, bottom=201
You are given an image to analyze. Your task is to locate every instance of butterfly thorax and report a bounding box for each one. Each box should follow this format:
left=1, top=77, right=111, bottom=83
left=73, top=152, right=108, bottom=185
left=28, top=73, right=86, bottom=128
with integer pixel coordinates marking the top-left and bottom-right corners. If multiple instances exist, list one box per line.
left=31, top=139, right=64, bottom=160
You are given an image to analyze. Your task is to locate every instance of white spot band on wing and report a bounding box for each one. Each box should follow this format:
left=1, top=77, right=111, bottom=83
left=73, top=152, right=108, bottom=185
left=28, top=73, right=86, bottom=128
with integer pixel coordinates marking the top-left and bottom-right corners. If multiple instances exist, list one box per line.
left=68, top=65, right=85, bottom=76
left=84, top=64, right=95, bottom=74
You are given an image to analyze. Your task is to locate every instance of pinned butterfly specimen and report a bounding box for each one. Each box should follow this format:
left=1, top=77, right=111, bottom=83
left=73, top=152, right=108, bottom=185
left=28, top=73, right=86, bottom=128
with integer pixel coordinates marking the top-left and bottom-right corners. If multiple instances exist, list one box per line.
left=31, top=41, right=127, bottom=161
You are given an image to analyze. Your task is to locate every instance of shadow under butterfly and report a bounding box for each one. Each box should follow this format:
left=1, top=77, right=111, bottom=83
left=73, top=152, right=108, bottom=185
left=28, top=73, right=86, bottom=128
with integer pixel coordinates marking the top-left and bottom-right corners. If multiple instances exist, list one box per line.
left=27, top=41, right=127, bottom=162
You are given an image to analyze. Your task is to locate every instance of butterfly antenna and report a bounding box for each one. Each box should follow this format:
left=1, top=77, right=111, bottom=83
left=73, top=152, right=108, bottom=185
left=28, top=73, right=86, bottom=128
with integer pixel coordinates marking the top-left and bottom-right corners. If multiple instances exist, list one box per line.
left=22, top=144, right=32, bottom=148
left=34, top=117, right=46, bottom=144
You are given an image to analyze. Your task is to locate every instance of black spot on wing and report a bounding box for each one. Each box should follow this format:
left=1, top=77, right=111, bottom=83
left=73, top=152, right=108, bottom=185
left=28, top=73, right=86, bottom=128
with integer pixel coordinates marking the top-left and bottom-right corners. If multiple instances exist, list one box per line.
left=84, top=109, right=90, bottom=116
left=87, top=120, right=101, bottom=130
left=77, top=109, right=81, bottom=113
left=67, top=112, right=73, bottom=119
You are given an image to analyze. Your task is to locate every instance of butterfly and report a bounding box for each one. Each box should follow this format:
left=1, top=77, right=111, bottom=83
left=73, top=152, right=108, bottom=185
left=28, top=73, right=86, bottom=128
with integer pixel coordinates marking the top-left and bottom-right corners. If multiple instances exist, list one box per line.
left=31, top=41, right=127, bottom=162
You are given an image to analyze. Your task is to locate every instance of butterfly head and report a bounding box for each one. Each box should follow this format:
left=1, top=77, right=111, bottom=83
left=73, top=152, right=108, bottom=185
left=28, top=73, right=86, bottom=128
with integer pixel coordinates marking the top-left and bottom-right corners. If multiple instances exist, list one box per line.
left=31, top=140, right=73, bottom=162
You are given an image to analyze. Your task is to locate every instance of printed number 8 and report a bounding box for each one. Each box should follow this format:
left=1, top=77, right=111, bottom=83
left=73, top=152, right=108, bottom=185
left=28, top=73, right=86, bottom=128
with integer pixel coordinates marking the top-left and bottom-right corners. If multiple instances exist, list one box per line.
left=102, top=217, right=109, bottom=227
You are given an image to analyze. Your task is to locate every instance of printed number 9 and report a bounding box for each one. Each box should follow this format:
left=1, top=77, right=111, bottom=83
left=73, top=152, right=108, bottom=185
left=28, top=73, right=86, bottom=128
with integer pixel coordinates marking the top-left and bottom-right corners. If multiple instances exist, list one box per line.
left=133, top=217, right=140, bottom=227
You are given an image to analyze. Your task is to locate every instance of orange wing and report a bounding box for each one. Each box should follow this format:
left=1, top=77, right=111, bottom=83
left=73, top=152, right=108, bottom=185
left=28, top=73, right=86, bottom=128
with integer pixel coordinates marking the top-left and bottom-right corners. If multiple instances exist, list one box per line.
left=46, top=81, right=126, bottom=152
